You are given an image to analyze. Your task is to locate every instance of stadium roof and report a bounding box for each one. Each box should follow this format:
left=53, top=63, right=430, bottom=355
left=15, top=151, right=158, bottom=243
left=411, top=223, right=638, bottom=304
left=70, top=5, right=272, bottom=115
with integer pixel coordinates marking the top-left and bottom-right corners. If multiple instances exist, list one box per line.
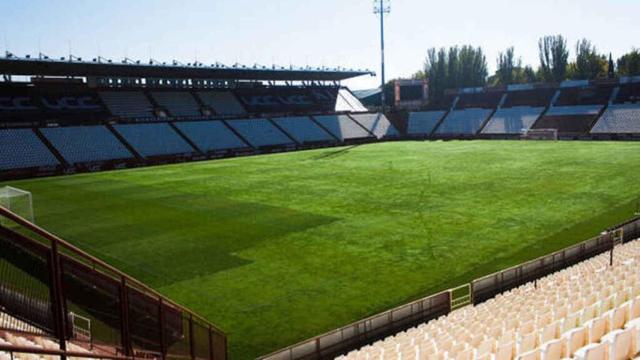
left=0, top=56, right=375, bottom=82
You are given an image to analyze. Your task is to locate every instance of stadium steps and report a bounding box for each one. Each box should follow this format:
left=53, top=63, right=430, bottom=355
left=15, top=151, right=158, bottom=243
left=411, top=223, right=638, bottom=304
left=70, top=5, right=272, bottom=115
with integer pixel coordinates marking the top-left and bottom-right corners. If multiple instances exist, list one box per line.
left=219, top=120, right=255, bottom=149
left=429, top=107, right=454, bottom=137
left=477, top=106, right=501, bottom=135
left=266, top=118, right=302, bottom=146
left=529, top=104, right=553, bottom=131
left=142, top=90, right=167, bottom=118
left=32, top=128, right=69, bottom=167
left=105, top=124, right=144, bottom=160
left=346, top=113, right=378, bottom=138
left=189, top=89, right=211, bottom=114
left=308, top=115, right=342, bottom=142
left=168, top=121, right=205, bottom=154
left=588, top=103, right=611, bottom=133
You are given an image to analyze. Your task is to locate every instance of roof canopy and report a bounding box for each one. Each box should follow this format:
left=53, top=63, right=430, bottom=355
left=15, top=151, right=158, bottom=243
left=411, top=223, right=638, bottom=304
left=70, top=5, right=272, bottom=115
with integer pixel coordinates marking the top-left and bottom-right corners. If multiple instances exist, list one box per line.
left=0, top=57, right=374, bottom=82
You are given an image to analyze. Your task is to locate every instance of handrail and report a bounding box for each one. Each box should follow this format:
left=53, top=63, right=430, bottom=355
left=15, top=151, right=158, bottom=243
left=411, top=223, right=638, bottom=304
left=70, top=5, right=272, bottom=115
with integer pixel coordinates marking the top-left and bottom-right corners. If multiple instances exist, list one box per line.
left=0, top=205, right=224, bottom=334
left=257, top=290, right=450, bottom=360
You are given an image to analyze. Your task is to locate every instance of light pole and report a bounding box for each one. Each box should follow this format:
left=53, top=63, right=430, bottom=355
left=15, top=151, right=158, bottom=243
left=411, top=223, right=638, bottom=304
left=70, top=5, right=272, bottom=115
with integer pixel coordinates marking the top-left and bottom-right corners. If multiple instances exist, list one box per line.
left=373, top=0, right=390, bottom=112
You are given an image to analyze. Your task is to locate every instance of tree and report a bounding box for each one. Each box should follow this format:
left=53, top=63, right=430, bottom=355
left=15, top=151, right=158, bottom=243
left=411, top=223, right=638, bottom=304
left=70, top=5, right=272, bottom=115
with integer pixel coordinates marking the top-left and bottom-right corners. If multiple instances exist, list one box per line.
left=569, top=39, right=607, bottom=80
left=538, top=35, right=569, bottom=82
left=617, top=49, right=640, bottom=76
left=496, top=47, right=522, bottom=85
left=521, top=66, right=538, bottom=83
left=424, top=46, right=488, bottom=103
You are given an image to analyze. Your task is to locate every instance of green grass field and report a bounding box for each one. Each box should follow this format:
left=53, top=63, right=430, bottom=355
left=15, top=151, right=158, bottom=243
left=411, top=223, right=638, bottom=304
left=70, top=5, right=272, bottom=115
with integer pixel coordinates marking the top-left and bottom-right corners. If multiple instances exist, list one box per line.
left=3, top=140, right=640, bottom=359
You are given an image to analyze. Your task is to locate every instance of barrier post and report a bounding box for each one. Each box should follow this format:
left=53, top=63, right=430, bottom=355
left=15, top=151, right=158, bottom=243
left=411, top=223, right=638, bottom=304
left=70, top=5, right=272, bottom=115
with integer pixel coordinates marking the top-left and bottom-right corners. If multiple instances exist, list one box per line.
left=49, top=240, right=68, bottom=360
left=119, top=277, right=132, bottom=356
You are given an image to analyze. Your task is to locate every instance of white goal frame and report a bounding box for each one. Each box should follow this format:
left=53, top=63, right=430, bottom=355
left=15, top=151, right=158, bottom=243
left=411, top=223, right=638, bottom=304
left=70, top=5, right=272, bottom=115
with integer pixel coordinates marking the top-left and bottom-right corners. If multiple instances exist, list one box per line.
left=0, top=186, right=35, bottom=225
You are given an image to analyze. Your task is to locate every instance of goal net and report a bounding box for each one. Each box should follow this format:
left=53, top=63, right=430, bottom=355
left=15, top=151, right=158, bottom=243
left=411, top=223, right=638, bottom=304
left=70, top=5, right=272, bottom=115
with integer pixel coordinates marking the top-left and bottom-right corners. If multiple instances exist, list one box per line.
left=0, top=186, right=34, bottom=226
left=521, top=128, right=558, bottom=140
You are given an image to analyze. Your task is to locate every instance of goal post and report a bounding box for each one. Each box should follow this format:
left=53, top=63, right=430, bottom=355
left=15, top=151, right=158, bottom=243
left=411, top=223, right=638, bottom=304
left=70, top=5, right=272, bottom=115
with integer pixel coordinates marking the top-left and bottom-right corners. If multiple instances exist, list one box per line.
left=0, top=186, right=35, bottom=226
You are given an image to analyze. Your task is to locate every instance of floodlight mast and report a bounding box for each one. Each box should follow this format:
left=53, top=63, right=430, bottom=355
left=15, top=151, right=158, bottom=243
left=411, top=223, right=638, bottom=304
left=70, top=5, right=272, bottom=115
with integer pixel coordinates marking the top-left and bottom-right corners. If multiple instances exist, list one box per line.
left=374, top=0, right=390, bottom=111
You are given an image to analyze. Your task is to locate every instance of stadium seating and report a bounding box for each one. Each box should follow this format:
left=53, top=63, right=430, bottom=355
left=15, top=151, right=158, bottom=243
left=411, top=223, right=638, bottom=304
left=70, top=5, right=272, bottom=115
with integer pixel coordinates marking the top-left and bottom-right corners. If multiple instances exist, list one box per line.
left=456, top=92, right=503, bottom=109
left=502, top=88, right=556, bottom=108
left=591, top=105, right=640, bottom=134
left=99, top=91, right=155, bottom=119
left=225, top=118, right=294, bottom=148
left=545, top=105, right=603, bottom=117
left=407, top=111, right=447, bottom=136
left=351, top=113, right=399, bottom=139
left=173, top=120, right=248, bottom=151
left=113, top=123, right=195, bottom=157
left=338, top=239, right=640, bottom=360
left=40, top=126, right=133, bottom=164
left=313, top=115, right=373, bottom=141
left=1, top=311, right=99, bottom=359
left=195, top=91, right=246, bottom=116
left=435, top=108, right=493, bottom=135
left=150, top=91, right=201, bottom=117
left=482, top=107, right=544, bottom=134
left=0, top=129, right=59, bottom=170
left=554, top=86, right=613, bottom=106
left=271, top=116, right=336, bottom=143
left=615, top=83, right=640, bottom=104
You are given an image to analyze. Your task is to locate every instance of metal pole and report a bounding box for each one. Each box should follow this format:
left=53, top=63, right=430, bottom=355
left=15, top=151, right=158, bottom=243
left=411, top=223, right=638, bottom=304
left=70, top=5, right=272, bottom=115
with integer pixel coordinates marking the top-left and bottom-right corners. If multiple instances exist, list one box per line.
left=374, top=0, right=390, bottom=112
left=379, top=0, right=385, bottom=112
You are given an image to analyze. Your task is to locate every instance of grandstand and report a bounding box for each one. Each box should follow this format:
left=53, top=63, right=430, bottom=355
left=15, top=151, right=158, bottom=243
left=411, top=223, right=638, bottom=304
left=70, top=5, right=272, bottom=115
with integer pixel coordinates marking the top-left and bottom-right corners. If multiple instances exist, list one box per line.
left=99, top=91, right=156, bottom=120
left=406, top=111, right=447, bottom=137
left=112, top=123, right=196, bottom=157
left=150, top=91, right=202, bottom=117
left=350, top=113, right=399, bottom=139
left=337, top=239, right=640, bottom=360
left=312, top=114, right=374, bottom=141
left=532, top=83, right=613, bottom=137
left=41, top=125, right=133, bottom=164
left=174, top=120, right=250, bottom=153
left=226, top=118, right=295, bottom=148
left=271, top=116, right=337, bottom=144
left=196, top=91, right=247, bottom=116
left=0, top=129, right=59, bottom=171
left=435, top=108, right=493, bottom=136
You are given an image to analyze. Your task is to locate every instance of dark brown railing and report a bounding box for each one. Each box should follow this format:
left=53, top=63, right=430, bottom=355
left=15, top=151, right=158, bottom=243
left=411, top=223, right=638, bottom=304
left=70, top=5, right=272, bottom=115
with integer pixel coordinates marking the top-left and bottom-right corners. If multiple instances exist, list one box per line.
left=0, top=205, right=227, bottom=360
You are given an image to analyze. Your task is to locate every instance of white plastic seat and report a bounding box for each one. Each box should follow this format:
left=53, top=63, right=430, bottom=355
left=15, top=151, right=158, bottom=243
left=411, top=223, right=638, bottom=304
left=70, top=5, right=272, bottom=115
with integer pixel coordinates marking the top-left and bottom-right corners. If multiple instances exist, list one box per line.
left=515, top=349, right=539, bottom=360
left=539, top=338, right=564, bottom=360
left=585, top=316, right=607, bottom=343
left=603, top=328, right=633, bottom=360
left=561, top=326, right=586, bottom=357
left=573, top=342, right=607, bottom=360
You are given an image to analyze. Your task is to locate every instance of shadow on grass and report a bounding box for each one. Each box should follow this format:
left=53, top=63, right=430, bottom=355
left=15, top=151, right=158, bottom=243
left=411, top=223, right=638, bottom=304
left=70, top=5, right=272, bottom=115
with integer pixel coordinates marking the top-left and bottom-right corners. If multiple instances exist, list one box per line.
left=311, top=145, right=360, bottom=160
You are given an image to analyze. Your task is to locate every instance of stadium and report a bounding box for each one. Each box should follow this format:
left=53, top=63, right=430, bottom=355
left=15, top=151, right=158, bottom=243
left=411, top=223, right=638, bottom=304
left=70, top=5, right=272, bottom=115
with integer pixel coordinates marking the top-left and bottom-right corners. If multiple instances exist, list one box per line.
left=2, top=1, right=640, bottom=360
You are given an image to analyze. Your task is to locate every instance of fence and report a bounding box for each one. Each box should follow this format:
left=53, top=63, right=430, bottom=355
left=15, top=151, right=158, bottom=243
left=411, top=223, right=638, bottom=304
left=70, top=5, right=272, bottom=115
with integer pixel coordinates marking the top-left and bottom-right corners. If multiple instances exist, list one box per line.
left=0, top=206, right=227, bottom=360
left=259, top=215, right=640, bottom=360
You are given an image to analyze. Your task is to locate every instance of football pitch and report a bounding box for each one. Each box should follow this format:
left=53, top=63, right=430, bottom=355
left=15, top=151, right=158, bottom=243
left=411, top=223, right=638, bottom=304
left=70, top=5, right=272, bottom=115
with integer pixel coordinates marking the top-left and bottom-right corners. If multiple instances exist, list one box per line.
left=3, top=140, right=640, bottom=359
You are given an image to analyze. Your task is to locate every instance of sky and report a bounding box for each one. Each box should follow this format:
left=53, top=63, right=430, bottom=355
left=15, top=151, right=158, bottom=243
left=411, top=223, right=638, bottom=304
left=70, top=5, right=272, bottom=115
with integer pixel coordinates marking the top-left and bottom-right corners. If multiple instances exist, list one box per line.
left=1, top=0, right=639, bottom=90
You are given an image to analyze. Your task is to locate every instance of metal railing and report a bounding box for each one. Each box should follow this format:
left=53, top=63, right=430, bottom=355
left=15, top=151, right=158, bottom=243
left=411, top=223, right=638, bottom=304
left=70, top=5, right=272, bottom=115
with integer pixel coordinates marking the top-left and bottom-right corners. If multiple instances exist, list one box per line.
left=0, top=205, right=227, bottom=360
left=259, top=215, right=640, bottom=360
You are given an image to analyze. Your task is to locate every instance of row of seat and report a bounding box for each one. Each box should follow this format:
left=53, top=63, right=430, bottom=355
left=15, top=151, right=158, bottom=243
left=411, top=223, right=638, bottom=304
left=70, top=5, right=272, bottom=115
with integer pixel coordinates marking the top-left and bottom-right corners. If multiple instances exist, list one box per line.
left=337, top=239, right=640, bottom=360
left=0, top=114, right=397, bottom=170
left=98, top=90, right=247, bottom=119
left=408, top=103, right=640, bottom=136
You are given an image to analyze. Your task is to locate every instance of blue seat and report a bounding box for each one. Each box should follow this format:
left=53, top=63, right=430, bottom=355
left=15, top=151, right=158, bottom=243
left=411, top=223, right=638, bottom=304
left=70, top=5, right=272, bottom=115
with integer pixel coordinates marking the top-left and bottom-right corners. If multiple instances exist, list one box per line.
left=41, top=126, right=132, bottom=164
left=113, top=123, right=195, bottom=157
left=0, top=129, right=59, bottom=170
left=174, top=121, right=248, bottom=151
